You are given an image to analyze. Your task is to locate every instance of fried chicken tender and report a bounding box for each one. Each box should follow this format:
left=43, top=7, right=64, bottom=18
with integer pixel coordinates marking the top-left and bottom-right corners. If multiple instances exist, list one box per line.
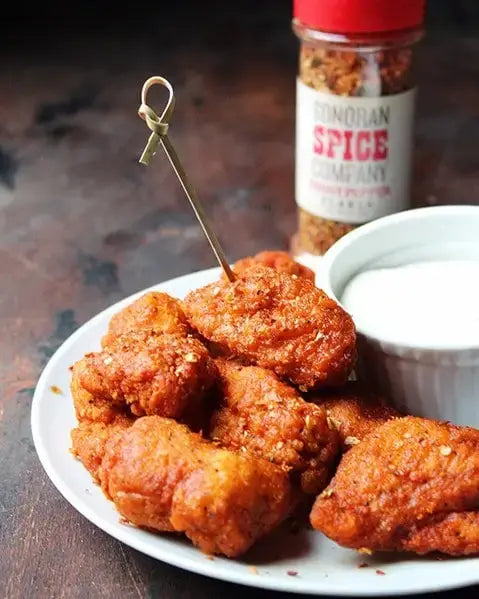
left=210, top=359, right=339, bottom=494
left=71, top=358, right=127, bottom=424
left=78, top=329, right=217, bottom=419
left=102, top=291, right=190, bottom=347
left=100, top=416, right=292, bottom=557
left=228, top=251, right=315, bottom=282
left=183, top=265, right=356, bottom=390
left=311, top=382, right=400, bottom=452
left=310, top=416, right=479, bottom=556
left=71, top=415, right=132, bottom=480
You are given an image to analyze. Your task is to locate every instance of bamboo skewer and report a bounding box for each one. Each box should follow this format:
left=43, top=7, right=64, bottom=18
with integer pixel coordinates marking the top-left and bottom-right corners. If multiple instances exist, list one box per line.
left=137, top=76, right=235, bottom=282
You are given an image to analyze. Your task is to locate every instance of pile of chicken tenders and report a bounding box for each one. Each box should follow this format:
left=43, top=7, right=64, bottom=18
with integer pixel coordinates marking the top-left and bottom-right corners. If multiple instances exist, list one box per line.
left=71, top=251, right=479, bottom=558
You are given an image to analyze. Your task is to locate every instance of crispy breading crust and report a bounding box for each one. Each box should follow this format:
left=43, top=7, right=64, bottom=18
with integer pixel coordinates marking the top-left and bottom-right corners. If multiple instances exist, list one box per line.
left=228, top=251, right=315, bottom=282
left=310, top=416, right=479, bottom=556
left=78, top=330, right=217, bottom=419
left=71, top=416, right=132, bottom=480
left=71, top=358, right=127, bottom=424
left=183, top=265, right=356, bottom=389
left=100, top=416, right=293, bottom=557
left=310, top=382, right=400, bottom=452
left=102, top=291, right=190, bottom=348
left=210, top=359, right=339, bottom=494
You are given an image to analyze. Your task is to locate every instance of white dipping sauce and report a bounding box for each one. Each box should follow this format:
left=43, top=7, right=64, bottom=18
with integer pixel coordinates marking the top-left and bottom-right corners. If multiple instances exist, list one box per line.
left=341, top=260, right=479, bottom=346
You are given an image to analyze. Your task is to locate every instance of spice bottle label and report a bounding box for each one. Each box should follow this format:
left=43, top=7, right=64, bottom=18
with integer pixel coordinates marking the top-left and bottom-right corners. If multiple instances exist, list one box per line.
left=295, top=80, right=416, bottom=224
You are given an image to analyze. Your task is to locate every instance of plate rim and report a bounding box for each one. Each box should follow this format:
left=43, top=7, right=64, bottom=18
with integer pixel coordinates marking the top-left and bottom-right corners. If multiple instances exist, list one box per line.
left=31, top=268, right=479, bottom=597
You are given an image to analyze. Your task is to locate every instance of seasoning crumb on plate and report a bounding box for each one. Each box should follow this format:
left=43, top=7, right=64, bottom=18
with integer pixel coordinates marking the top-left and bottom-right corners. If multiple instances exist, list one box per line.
left=248, top=566, right=259, bottom=575
left=357, top=562, right=369, bottom=568
left=376, top=569, right=386, bottom=576
left=50, top=385, right=63, bottom=394
left=287, top=570, right=298, bottom=577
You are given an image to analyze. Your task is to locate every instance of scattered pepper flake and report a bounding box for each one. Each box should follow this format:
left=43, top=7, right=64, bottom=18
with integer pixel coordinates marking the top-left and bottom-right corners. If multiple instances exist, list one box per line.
left=321, top=488, right=335, bottom=498
left=326, top=415, right=340, bottom=431
left=50, top=385, right=63, bottom=395
left=344, top=436, right=361, bottom=446
left=287, top=570, right=298, bottom=577
left=376, top=569, right=386, bottom=576
left=357, top=562, right=369, bottom=569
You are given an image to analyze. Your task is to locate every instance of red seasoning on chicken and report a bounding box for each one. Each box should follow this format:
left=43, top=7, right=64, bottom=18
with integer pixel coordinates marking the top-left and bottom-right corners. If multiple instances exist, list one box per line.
left=311, top=381, right=400, bottom=452
left=71, top=416, right=132, bottom=481
left=210, top=359, right=339, bottom=494
left=76, top=329, right=217, bottom=419
left=229, top=250, right=315, bottom=282
left=311, top=417, right=479, bottom=556
left=102, top=291, right=190, bottom=348
left=183, top=265, right=356, bottom=390
left=100, top=416, right=292, bottom=557
left=71, top=358, right=127, bottom=425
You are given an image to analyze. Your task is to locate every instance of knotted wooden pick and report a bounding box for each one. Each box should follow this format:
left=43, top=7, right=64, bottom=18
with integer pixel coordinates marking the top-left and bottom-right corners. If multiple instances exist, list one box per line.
left=138, top=76, right=235, bottom=282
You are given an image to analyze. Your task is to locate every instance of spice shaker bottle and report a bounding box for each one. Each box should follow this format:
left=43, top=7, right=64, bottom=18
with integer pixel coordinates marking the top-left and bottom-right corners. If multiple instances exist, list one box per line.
left=292, top=0, right=425, bottom=257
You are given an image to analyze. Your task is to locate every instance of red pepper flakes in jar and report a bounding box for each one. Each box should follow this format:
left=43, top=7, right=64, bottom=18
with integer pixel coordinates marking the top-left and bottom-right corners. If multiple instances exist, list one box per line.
left=292, top=0, right=425, bottom=256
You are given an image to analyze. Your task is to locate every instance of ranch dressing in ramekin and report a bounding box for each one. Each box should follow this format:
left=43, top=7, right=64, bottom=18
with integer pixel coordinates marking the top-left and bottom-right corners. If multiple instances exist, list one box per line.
left=341, top=260, right=479, bottom=347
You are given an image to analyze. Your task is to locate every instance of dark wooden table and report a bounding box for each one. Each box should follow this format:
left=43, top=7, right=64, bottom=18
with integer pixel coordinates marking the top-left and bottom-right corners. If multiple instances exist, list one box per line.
left=2, top=2, right=479, bottom=597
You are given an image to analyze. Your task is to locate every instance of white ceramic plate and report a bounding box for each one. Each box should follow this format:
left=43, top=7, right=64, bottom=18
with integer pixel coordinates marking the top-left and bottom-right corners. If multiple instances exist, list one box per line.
left=32, top=268, right=479, bottom=596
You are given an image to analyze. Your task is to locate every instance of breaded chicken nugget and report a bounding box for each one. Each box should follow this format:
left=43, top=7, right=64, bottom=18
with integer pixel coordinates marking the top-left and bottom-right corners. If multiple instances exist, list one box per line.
left=71, top=358, right=126, bottom=424
left=71, top=415, right=132, bottom=480
left=102, top=291, right=190, bottom=347
left=311, top=382, right=400, bottom=451
left=228, top=250, right=315, bottom=282
left=100, top=416, right=292, bottom=557
left=183, top=265, right=356, bottom=390
left=310, top=416, right=479, bottom=556
left=78, top=330, right=217, bottom=419
left=210, top=359, right=339, bottom=494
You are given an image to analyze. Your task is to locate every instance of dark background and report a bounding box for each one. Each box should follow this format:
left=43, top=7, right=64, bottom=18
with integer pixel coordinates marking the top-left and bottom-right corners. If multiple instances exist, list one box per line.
left=1, top=1, right=479, bottom=597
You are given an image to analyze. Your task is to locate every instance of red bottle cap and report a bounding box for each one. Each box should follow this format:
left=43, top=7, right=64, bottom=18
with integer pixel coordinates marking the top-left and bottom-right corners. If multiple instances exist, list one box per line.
left=294, top=0, right=426, bottom=34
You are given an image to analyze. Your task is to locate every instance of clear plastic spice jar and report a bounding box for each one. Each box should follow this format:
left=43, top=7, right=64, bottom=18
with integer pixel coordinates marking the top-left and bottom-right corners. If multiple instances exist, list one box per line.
left=292, top=0, right=425, bottom=257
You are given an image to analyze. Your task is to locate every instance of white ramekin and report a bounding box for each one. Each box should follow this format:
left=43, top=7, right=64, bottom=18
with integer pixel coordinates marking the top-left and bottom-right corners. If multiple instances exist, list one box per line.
left=319, top=205, right=479, bottom=427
